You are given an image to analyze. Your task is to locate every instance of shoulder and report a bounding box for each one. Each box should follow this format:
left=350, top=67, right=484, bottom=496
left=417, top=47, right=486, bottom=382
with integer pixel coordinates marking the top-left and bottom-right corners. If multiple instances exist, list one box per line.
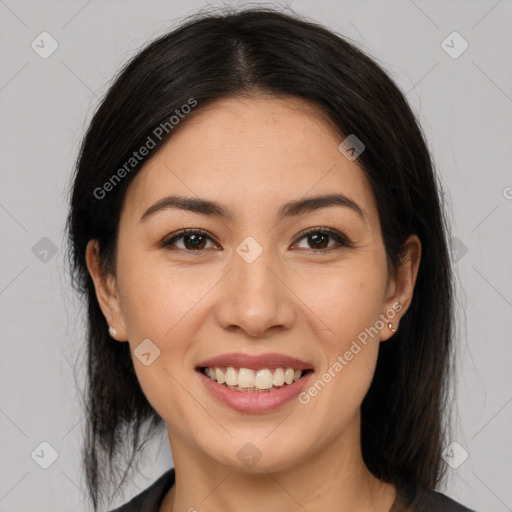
left=402, top=485, right=477, bottom=512
left=108, top=467, right=175, bottom=512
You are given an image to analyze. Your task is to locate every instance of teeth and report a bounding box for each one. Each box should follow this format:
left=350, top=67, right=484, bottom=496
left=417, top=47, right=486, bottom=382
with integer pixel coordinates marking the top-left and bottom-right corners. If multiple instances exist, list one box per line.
left=204, top=366, right=304, bottom=391
left=254, top=369, right=273, bottom=389
left=238, top=368, right=255, bottom=388
left=225, top=366, right=237, bottom=386
left=215, top=368, right=225, bottom=384
left=273, top=367, right=285, bottom=386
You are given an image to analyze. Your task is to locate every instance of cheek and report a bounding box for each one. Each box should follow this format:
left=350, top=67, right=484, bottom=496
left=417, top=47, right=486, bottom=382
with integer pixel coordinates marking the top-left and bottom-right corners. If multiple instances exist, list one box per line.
left=115, top=258, right=216, bottom=412
left=117, top=251, right=214, bottom=342
left=117, top=263, right=205, bottom=425
left=293, top=263, right=385, bottom=413
left=297, top=261, right=387, bottom=345
left=297, top=279, right=382, bottom=440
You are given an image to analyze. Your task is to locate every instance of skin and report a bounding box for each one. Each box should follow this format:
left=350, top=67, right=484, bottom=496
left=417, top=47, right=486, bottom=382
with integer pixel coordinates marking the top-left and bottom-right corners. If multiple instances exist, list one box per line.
left=86, top=95, right=421, bottom=512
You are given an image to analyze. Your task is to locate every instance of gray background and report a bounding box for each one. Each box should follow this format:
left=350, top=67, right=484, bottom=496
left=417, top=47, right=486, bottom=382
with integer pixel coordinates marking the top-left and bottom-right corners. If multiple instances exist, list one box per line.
left=1, top=0, right=511, bottom=511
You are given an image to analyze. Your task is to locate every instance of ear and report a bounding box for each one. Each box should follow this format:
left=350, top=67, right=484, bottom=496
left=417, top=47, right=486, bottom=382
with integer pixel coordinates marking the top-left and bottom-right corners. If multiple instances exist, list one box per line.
left=85, top=239, right=129, bottom=341
left=380, top=234, right=421, bottom=341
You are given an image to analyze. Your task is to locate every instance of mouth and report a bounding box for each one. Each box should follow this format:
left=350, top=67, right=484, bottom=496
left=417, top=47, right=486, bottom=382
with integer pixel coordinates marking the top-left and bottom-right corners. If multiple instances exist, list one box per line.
left=198, top=366, right=314, bottom=393
left=195, top=352, right=314, bottom=412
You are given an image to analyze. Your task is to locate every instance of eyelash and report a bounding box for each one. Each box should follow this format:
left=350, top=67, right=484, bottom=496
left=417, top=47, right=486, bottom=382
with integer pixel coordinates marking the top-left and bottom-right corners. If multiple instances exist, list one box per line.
left=160, top=227, right=352, bottom=254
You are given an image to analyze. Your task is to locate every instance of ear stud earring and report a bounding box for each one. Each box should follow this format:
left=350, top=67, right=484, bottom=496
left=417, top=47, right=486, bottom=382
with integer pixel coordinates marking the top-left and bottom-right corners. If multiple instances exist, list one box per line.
left=108, top=326, right=117, bottom=338
left=388, top=322, right=396, bottom=333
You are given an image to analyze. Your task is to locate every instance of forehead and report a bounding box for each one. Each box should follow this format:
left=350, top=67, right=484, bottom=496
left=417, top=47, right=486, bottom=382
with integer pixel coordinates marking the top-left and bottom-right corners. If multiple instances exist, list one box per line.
left=121, top=95, right=379, bottom=229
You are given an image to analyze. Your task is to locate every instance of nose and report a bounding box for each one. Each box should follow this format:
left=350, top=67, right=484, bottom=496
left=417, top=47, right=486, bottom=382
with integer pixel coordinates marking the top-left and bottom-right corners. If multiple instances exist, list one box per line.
left=214, top=248, right=296, bottom=338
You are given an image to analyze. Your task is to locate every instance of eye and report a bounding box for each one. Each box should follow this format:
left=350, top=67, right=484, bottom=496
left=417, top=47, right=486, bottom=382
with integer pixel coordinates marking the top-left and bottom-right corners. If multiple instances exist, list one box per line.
left=292, top=227, right=351, bottom=252
left=161, top=227, right=351, bottom=254
left=161, top=228, right=218, bottom=252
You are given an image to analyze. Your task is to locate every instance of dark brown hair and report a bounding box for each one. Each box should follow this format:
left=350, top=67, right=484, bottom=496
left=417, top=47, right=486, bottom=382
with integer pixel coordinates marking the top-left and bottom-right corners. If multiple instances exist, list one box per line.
left=66, top=6, right=454, bottom=510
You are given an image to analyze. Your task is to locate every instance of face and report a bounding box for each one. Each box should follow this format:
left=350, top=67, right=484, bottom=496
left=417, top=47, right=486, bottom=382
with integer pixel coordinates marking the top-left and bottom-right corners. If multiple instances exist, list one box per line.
left=87, top=95, right=420, bottom=474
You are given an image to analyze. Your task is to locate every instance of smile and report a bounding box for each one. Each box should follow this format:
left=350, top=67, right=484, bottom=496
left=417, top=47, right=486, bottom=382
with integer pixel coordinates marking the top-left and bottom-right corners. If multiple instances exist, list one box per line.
left=201, top=366, right=309, bottom=392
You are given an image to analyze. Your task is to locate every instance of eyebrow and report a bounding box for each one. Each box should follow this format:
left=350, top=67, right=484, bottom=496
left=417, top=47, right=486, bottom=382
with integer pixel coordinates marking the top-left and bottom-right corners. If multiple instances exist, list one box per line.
left=140, top=193, right=366, bottom=223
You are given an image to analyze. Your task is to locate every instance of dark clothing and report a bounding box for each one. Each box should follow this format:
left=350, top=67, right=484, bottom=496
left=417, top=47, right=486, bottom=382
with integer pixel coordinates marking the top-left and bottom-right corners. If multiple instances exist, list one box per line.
left=109, top=467, right=476, bottom=511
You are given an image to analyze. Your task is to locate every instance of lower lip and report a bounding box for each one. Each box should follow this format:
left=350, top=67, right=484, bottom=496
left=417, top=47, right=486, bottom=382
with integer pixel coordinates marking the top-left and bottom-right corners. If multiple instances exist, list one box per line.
left=197, top=370, right=313, bottom=413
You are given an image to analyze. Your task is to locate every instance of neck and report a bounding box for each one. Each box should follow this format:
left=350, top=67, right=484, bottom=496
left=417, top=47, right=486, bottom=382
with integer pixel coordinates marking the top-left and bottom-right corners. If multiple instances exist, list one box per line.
left=161, top=418, right=396, bottom=512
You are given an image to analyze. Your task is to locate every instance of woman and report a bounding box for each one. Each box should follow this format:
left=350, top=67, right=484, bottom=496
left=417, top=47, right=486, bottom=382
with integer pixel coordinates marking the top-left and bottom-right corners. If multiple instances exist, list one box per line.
left=66, top=7, right=475, bottom=512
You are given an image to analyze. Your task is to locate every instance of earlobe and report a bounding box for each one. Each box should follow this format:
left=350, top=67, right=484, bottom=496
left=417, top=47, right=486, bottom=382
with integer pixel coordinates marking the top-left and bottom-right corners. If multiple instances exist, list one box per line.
left=380, top=234, right=421, bottom=342
left=85, top=239, right=128, bottom=341
left=380, top=317, right=399, bottom=343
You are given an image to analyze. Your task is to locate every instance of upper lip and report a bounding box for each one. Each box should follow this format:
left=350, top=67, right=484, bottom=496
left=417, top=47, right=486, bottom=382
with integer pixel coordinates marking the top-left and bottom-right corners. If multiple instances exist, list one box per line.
left=196, top=352, right=313, bottom=371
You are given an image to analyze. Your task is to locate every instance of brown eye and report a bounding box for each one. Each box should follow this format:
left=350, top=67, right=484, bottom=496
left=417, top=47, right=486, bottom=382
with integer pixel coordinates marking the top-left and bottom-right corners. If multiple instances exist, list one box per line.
left=182, top=233, right=207, bottom=250
left=306, top=232, right=330, bottom=249
left=294, top=228, right=351, bottom=251
left=162, top=229, right=217, bottom=252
